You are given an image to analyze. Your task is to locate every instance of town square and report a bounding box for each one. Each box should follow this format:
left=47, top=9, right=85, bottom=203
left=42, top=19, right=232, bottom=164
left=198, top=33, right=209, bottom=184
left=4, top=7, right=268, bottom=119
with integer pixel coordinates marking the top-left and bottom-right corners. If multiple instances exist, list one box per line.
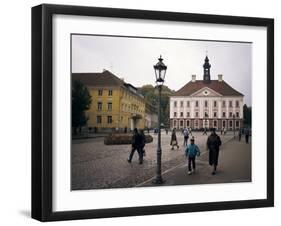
left=72, top=130, right=251, bottom=190
left=71, top=34, right=252, bottom=190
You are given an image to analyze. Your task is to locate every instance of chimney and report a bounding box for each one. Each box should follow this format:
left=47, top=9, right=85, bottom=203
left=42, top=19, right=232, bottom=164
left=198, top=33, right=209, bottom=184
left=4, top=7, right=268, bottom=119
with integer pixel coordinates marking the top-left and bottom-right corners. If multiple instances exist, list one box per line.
left=218, top=74, right=223, bottom=82
left=192, top=74, right=196, bottom=82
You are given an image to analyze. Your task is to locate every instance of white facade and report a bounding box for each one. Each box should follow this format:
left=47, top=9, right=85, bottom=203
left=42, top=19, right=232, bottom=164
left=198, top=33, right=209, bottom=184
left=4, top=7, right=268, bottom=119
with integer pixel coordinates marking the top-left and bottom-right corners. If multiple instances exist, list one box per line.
left=170, top=86, right=244, bottom=130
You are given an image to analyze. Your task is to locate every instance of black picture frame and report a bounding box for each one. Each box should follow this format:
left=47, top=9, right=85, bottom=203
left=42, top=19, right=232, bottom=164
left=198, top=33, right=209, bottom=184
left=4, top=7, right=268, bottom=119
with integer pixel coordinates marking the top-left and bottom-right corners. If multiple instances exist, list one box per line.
left=32, top=4, right=274, bottom=222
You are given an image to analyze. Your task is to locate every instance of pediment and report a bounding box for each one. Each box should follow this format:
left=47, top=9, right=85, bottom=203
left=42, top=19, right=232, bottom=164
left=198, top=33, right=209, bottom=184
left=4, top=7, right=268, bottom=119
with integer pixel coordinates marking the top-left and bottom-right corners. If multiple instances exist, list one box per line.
left=190, top=87, right=222, bottom=97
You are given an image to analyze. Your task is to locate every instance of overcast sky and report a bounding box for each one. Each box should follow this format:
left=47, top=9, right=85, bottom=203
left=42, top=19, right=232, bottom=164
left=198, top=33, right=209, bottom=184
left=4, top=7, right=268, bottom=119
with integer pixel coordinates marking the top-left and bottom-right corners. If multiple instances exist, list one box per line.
left=72, top=34, right=252, bottom=105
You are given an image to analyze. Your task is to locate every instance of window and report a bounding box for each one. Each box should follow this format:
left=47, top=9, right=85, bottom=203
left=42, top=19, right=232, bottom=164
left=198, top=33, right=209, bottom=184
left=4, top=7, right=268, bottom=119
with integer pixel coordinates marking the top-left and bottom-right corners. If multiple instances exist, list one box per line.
left=222, top=101, right=226, bottom=107
left=236, top=121, right=240, bottom=127
left=97, top=116, right=102, bottom=124
left=222, top=120, right=226, bottom=127
left=97, top=102, right=102, bottom=111
left=195, top=120, right=198, bottom=127
left=174, top=112, right=177, bottom=117
left=173, top=120, right=177, bottom=127
left=214, top=121, right=217, bottom=127
left=214, top=101, right=217, bottom=107
left=98, top=89, right=103, bottom=96
left=180, top=112, right=183, bottom=117
left=180, top=120, right=183, bottom=127
left=195, top=101, right=199, bottom=107
left=229, top=112, right=233, bottom=117
left=107, top=102, right=112, bottom=111
left=195, top=112, right=199, bottom=117
left=187, top=120, right=190, bottom=127
left=108, top=90, right=113, bottom=96
left=174, top=101, right=177, bottom=107
left=236, top=112, right=239, bottom=118
left=180, top=101, right=183, bottom=107
left=229, top=121, right=233, bottom=127
left=187, top=101, right=190, bottom=108
left=187, top=112, right=190, bottom=117
left=222, top=112, right=226, bottom=117
left=229, top=101, right=232, bottom=107
left=213, top=112, right=217, bottom=118
left=236, top=100, right=239, bottom=107
left=107, top=116, right=112, bottom=124
left=204, top=112, right=208, bottom=117
left=205, top=100, right=208, bottom=107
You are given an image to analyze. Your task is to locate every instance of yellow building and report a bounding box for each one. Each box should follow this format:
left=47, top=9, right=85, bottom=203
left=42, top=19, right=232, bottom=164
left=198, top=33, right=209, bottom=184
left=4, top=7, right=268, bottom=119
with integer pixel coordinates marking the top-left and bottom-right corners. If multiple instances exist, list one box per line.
left=72, top=70, right=145, bottom=132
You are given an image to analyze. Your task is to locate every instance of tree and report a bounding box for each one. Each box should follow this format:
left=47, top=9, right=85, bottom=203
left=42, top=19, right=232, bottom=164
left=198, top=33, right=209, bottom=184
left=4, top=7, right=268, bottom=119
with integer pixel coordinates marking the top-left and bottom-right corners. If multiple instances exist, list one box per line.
left=139, top=84, right=174, bottom=127
left=72, top=80, right=92, bottom=134
left=243, top=104, right=252, bottom=127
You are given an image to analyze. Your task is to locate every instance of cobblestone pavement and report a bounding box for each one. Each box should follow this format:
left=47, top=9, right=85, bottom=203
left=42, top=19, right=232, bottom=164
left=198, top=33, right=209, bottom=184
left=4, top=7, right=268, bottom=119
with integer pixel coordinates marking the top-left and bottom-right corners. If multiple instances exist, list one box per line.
left=139, top=138, right=251, bottom=187
left=71, top=131, right=234, bottom=190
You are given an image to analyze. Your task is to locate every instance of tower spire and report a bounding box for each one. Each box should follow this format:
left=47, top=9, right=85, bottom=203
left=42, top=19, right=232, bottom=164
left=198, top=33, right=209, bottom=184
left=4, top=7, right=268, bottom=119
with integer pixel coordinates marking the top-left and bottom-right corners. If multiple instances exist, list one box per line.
left=203, top=54, right=211, bottom=83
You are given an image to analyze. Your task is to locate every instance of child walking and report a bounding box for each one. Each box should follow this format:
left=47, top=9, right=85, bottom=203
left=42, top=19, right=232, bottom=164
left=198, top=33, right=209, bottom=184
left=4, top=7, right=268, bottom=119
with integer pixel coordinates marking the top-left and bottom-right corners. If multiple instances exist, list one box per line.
left=185, top=136, right=200, bottom=175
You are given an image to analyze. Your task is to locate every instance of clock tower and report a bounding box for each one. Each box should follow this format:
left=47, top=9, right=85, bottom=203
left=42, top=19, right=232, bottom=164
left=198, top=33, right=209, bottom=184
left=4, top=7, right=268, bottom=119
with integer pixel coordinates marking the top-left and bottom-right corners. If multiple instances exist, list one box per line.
left=203, top=55, right=211, bottom=83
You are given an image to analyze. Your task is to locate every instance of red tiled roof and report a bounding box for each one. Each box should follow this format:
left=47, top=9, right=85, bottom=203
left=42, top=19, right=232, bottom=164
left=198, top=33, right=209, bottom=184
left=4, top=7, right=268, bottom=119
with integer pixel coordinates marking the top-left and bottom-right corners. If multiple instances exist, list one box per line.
left=172, top=80, right=243, bottom=96
left=72, top=70, right=144, bottom=98
left=72, top=70, right=124, bottom=87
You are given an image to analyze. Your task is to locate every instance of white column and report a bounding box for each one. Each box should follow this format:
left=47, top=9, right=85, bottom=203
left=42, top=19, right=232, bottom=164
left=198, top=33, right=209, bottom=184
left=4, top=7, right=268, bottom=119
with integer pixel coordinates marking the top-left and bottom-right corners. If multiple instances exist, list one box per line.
left=240, top=99, right=243, bottom=119
left=218, top=99, right=222, bottom=118
left=226, top=99, right=229, bottom=120
left=189, top=98, right=192, bottom=118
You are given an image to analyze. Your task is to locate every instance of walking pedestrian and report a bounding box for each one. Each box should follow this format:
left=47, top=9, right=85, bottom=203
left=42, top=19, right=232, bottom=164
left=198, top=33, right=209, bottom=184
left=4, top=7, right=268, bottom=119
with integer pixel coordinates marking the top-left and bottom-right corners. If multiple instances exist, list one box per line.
left=165, top=128, right=169, bottom=135
left=170, top=128, right=179, bottom=150
left=127, top=128, right=143, bottom=164
left=245, top=128, right=250, bottom=143
left=139, top=129, right=146, bottom=157
left=238, top=128, right=242, bottom=141
left=189, top=127, right=192, bottom=135
left=183, top=128, right=189, bottom=146
left=203, top=127, right=208, bottom=135
left=207, top=128, right=222, bottom=175
left=185, top=136, right=200, bottom=175
left=221, top=127, right=224, bottom=135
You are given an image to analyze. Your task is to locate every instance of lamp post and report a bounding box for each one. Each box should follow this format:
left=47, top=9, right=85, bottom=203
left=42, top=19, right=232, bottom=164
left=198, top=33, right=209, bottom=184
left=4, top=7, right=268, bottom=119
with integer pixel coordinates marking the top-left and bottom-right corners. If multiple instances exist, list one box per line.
left=153, top=55, right=167, bottom=184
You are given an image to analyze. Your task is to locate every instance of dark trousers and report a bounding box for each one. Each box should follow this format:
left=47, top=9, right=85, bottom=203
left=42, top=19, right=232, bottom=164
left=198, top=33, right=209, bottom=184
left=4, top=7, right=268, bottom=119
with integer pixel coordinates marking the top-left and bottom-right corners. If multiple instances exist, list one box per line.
left=128, top=146, right=143, bottom=163
left=245, top=135, right=249, bottom=143
left=183, top=136, right=188, bottom=146
left=188, top=156, right=196, bottom=171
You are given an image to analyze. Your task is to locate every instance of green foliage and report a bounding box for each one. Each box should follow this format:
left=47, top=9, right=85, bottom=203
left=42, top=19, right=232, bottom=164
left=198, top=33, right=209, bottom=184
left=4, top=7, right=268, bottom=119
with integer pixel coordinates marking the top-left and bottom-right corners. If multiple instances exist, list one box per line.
left=139, top=84, right=174, bottom=127
left=243, top=104, right=252, bottom=127
left=72, top=80, right=92, bottom=134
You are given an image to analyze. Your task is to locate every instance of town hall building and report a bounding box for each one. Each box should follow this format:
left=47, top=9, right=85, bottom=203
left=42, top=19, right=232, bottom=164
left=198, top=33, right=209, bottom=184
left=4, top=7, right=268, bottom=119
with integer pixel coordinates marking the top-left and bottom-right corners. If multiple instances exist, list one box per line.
left=170, top=55, right=244, bottom=131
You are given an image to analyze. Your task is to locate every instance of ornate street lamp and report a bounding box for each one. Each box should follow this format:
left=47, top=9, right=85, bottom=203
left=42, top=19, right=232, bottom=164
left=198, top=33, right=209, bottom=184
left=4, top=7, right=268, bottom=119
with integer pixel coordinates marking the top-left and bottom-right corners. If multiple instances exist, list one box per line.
left=153, top=55, right=167, bottom=184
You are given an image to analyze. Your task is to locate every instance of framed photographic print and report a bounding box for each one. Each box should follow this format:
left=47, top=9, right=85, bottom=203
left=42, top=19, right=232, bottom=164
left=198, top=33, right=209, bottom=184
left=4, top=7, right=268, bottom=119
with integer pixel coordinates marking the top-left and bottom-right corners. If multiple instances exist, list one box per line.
left=32, top=4, right=274, bottom=221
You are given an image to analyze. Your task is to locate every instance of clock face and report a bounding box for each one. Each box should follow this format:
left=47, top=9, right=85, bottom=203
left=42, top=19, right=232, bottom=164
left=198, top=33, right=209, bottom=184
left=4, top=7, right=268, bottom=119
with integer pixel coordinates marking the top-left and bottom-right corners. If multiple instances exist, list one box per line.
left=203, top=90, right=209, bottom=96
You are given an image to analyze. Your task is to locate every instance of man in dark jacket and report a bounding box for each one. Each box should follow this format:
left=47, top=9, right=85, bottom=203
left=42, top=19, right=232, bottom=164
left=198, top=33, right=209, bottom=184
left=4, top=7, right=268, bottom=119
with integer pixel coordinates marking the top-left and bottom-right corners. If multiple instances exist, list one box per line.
left=127, top=128, right=143, bottom=164
left=207, top=128, right=222, bottom=175
left=139, top=129, right=146, bottom=157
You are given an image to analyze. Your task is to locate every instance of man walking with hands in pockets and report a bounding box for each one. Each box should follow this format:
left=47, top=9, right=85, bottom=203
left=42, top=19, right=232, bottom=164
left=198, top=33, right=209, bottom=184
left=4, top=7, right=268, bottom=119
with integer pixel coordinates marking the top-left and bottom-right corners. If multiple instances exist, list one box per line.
left=207, top=128, right=222, bottom=175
